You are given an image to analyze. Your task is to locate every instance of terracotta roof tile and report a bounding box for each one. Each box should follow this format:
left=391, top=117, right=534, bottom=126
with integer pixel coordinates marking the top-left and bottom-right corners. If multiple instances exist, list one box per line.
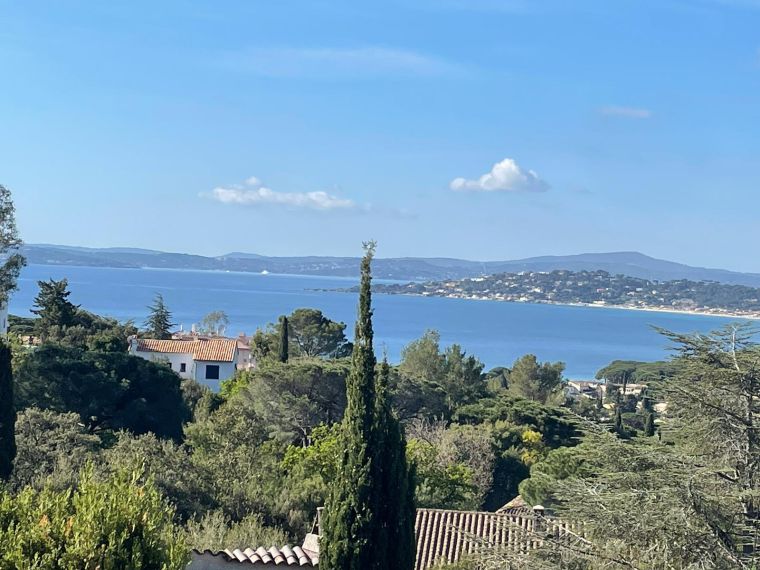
left=192, top=545, right=318, bottom=566
left=135, top=338, right=237, bottom=362
left=414, top=508, right=576, bottom=570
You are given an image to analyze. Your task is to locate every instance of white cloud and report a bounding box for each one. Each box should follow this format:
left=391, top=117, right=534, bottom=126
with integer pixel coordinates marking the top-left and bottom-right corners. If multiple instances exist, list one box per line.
left=450, top=158, right=549, bottom=193
left=219, top=46, right=460, bottom=78
left=208, top=178, right=357, bottom=211
left=599, top=105, right=652, bottom=119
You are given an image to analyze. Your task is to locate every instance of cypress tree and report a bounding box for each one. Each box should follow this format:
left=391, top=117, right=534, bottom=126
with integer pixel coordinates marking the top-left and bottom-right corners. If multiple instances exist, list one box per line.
left=0, top=341, right=16, bottom=480
left=644, top=411, right=655, bottom=437
left=322, top=242, right=415, bottom=570
left=614, top=407, right=624, bottom=437
left=373, top=359, right=416, bottom=570
left=278, top=316, right=289, bottom=363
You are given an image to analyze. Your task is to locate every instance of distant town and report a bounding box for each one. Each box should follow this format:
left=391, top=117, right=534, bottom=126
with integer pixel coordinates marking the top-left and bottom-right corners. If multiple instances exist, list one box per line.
left=373, top=269, right=760, bottom=318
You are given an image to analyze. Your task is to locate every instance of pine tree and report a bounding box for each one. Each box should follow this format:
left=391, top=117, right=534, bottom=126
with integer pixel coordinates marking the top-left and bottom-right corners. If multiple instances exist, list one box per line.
left=321, top=242, right=415, bottom=570
left=644, top=411, right=655, bottom=437
left=144, top=293, right=175, bottom=339
left=278, top=316, right=289, bottom=363
left=0, top=341, right=16, bottom=480
left=31, top=278, right=78, bottom=336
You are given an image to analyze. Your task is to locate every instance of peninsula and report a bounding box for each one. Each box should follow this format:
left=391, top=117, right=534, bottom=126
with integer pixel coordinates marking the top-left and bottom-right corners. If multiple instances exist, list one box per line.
left=372, top=269, right=760, bottom=319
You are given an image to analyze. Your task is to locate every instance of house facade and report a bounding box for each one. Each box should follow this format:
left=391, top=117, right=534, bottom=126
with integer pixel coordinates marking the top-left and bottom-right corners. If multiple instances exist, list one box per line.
left=128, top=337, right=238, bottom=391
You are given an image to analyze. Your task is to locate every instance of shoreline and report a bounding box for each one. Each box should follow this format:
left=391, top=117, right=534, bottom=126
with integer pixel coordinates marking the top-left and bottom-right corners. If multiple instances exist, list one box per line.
left=375, top=291, right=760, bottom=321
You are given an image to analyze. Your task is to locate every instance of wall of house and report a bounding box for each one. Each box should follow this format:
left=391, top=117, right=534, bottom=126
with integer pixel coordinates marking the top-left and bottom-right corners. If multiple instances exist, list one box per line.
left=194, top=360, right=236, bottom=391
left=130, top=350, right=196, bottom=380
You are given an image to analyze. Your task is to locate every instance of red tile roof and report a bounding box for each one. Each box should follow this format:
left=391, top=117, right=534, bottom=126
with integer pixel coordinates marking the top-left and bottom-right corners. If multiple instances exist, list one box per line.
left=192, top=545, right=318, bottom=566
left=135, top=338, right=237, bottom=362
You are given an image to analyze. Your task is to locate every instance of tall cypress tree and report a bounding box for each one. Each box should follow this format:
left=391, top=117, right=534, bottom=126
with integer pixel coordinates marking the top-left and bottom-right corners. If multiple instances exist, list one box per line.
left=644, top=411, right=655, bottom=437
left=614, top=407, right=624, bottom=437
left=278, top=316, right=289, bottom=363
left=373, top=359, right=416, bottom=570
left=0, top=341, right=16, bottom=481
left=322, top=242, right=415, bottom=570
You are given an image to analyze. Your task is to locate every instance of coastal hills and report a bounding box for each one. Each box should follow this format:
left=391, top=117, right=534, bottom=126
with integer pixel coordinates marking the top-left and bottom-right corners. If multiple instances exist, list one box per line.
left=372, top=269, right=760, bottom=318
left=21, top=244, right=760, bottom=287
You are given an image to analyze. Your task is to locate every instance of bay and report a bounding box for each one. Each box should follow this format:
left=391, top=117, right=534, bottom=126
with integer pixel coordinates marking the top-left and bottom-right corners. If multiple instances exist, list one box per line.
left=10, top=264, right=751, bottom=379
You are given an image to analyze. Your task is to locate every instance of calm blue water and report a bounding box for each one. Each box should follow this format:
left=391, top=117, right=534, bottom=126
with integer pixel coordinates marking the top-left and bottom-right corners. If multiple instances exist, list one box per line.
left=9, top=264, right=751, bottom=378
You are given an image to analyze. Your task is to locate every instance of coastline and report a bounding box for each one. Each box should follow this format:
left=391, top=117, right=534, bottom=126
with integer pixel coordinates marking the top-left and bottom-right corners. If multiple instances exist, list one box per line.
left=374, top=291, right=760, bottom=321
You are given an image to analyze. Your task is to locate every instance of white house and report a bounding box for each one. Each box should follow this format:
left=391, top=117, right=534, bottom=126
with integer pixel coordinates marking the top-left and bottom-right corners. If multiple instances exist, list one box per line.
left=128, top=337, right=239, bottom=391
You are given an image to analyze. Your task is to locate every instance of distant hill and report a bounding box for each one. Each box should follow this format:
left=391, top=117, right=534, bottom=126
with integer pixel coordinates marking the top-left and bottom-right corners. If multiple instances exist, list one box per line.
left=20, top=244, right=760, bottom=287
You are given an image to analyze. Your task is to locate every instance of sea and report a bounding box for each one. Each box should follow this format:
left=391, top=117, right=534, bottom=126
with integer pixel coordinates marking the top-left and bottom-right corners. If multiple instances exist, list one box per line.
left=9, top=264, right=753, bottom=379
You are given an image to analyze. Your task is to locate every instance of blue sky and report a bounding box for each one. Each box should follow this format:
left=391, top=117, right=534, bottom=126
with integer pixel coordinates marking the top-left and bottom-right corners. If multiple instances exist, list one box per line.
left=2, top=0, right=760, bottom=270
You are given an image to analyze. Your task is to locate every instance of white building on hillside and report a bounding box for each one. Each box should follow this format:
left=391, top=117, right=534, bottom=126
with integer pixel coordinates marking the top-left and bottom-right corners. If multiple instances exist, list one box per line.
left=128, top=337, right=239, bottom=391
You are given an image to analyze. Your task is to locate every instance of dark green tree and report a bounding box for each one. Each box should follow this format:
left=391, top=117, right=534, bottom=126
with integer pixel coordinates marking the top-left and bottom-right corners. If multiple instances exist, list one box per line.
left=321, top=242, right=415, bottom=570
left=15, top=346, right=188, bottom=440
left=0, top=185, right=25, bottom=304
left=614, top=407, right=624, bottom=436
left=644, top=411, right=655, bottom=437
left=31, top=278, right=78, bottom=336
left=279, top=316, right=289, bottom=363
left=0, top=341, right=15, bottom=480
left=373, top=359, right=416, bottom=570
left=145, top=293, right=174, bottom=339
left=287, top=308, right=352, bottom=358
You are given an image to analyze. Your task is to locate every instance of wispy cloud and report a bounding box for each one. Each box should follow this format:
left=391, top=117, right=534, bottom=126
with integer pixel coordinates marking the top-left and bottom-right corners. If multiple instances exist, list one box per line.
left=450, top=158, right=549, bottom=193
left=599, top=105, right=652, bottom=119
left=219, top=46, right=460, bottom=78
left=206, top=177, right=358, bottom=211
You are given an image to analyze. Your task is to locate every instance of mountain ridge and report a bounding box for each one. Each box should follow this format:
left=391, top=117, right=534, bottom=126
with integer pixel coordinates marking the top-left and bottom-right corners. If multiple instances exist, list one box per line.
left=20, top=244, right=760, bottom=287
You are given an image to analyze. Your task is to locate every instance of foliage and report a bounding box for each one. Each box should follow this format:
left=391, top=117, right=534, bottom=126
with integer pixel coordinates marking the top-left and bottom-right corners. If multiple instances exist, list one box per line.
left=595, top=358, right=679, bottom=385
left=235, top=359, right=349, bottom=445
left=322, top=243, right=415, bottom=570
left=0, top=341, right=15, bottom=481
left=15, top=345, right=188, bottom=439
left=10, top=408, right=100, bottom=491
left=0, top=185, right=26, bottom=303
left=0, top=467, right=188, bottom=569
left=144, top=293, right=174, bottom=339
left=252, top=308, right=352, bottom=361
left=406, top=420, right=494, bottom=510
left=184, top=394, right=277, bottom=524
left=507, top=354, right=565, bottom=405
left=101, top=432, right=211, bottom=522
left=644, top=411, right=655, bottom=436
left=185, top=510, right=289, bottom=552
left=278, top=315, right=289, bottom=363
left=180, top=378, right=212, bottom=421
left=456, top=395, right=580, bottom=450
left=397, top=330, right=487, bottom=419
left=287, top=308, right=352, bottom=358
left=485, top=366, right=510, bottom=393
left=517, top=445, right=587, bottom=507
left=31, top=279, right=78, bottom=337
left=199, top=310, right=229, bottom=335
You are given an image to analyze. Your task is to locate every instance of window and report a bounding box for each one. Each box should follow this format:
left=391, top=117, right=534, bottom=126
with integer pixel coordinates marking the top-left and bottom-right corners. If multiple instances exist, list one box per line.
left=205, top=364, right=220, bottom=380
left=180, top=363, right=187, bottom=373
